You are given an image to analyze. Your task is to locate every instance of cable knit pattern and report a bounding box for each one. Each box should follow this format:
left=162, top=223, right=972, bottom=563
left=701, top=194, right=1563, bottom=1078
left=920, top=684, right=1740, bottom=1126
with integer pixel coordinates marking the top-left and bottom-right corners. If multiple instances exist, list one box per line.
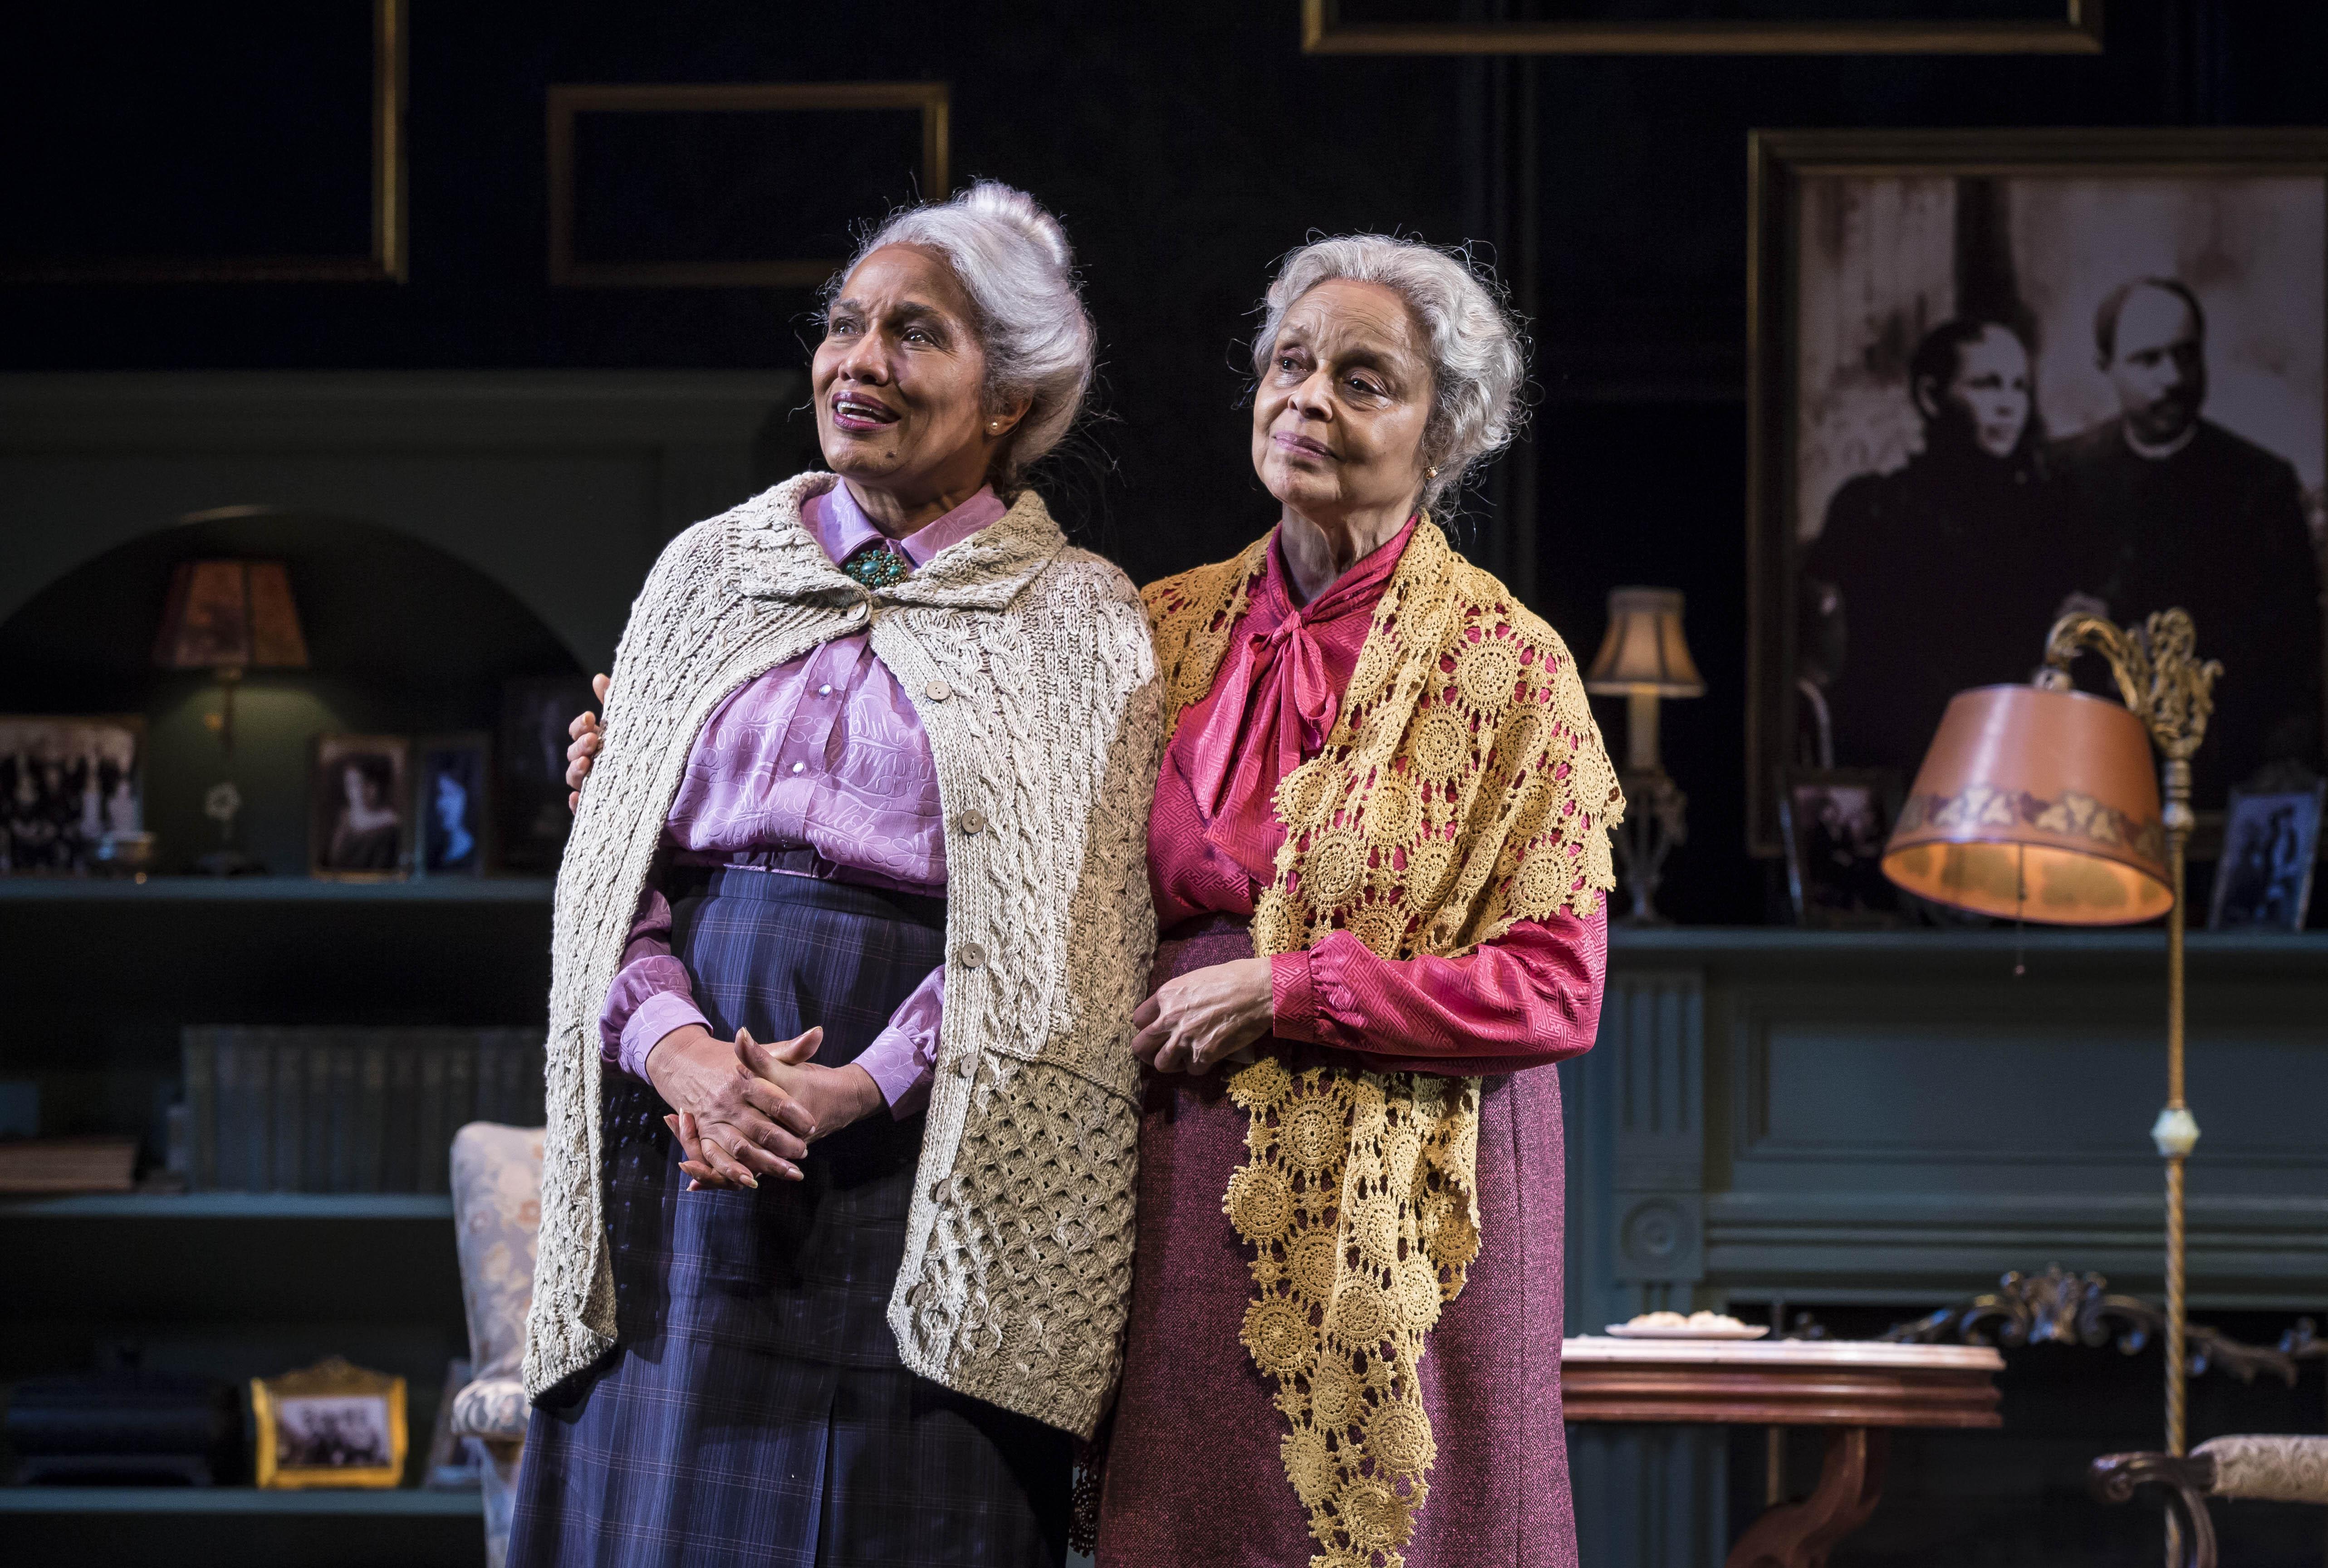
left=524, top=472, right=1162, bottom=1441
left=2196, top=1436, right=2328, bottom=1504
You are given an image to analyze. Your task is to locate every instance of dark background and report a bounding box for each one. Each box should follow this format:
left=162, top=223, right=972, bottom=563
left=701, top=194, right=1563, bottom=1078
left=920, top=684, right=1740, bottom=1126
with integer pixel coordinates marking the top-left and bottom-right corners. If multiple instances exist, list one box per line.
left=6, top=0, right=2326, bottom=923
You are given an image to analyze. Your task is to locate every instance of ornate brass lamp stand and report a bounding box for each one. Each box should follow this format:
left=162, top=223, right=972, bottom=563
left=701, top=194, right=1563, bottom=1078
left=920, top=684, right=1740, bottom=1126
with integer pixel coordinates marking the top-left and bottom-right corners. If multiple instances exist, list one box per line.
left=2037, top=610, right=2220, bottom=1460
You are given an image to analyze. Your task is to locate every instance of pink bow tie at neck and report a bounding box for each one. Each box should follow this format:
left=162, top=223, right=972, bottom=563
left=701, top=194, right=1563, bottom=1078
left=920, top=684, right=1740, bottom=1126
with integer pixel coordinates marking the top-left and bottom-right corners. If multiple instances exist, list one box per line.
left=1187, top=611, right=1345, bottom=881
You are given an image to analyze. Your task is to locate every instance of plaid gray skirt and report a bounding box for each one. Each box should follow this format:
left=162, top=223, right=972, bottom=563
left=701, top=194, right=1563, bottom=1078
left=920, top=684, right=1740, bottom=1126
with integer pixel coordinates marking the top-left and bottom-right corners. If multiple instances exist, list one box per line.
left=510, top=867, right=1072, bottom=1568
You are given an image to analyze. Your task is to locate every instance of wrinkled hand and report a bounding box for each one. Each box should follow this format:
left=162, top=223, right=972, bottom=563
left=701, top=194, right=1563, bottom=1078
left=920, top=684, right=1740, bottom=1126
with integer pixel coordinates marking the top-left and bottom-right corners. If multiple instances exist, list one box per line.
left=1130, top=957, right=1274, bottom=1076
left=741, top=1036, right=885, bottom=1143
left=565, top=673, right=611, bottom=811
left=645, top=1024, right=820, bottom=1189
left=669, top=1030, right=883, bottom=1190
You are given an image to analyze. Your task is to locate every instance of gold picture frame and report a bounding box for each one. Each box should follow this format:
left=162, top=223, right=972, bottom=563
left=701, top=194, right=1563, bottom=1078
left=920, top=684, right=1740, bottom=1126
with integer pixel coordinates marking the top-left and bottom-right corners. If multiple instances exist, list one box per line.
left=1, top=0, right=407, bottom=283
left=546, top=82, right=950, bottom=288
left=252, top=1357, right=407, bottom=1489
left=1300, top=0, right=2101, bottom=55
left=1745, top=127, right=2328, bottom=855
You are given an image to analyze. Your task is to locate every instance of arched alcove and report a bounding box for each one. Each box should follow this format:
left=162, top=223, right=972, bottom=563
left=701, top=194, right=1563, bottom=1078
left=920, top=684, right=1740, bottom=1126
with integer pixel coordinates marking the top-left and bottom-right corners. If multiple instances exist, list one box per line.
left=0, top=509, right=583, bottom=878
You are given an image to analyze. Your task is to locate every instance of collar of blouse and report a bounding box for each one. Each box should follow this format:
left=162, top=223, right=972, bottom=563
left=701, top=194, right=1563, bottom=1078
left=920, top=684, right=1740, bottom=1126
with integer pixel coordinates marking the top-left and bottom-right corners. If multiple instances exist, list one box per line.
left=732, top=471, right=1064, bottom=614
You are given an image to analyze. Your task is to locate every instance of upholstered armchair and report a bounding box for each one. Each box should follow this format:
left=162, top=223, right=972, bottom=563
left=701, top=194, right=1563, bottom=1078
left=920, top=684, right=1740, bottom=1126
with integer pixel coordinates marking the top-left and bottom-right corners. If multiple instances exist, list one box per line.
left=2091, top=1436, right=2328, bottom=1568
left=448, top=1122, right=545, bottom=1568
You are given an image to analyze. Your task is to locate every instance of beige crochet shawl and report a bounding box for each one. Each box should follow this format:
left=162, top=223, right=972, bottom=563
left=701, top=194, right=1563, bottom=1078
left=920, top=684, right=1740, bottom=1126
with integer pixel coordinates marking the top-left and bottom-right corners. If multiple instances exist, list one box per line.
left=1142, top=520, right=1621, bottom=1566
left=524, top=473, right=1162, bottom=1440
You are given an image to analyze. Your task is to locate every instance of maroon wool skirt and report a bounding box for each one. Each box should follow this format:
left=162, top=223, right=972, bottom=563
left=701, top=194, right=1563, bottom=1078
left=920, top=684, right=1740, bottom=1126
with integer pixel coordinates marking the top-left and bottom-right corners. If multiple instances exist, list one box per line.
left=1094, top=919, right=1580, bottom=1568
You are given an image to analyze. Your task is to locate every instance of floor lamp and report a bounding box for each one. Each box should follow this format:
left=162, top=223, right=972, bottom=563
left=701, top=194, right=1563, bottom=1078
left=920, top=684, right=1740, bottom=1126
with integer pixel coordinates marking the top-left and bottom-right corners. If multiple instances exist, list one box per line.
left=1881, top=608, right=2218, bottom=1480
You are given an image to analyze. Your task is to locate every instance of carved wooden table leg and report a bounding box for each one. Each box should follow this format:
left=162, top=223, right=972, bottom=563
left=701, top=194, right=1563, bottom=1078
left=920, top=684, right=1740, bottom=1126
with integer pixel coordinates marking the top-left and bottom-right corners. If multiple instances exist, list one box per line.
left=1726, top=1427, right=1890, bottom=1568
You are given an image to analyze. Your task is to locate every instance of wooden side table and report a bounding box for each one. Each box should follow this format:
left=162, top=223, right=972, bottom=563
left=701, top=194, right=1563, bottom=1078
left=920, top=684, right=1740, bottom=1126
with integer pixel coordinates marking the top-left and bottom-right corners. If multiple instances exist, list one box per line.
left=1562, top=1337, right=2005, bottom=1568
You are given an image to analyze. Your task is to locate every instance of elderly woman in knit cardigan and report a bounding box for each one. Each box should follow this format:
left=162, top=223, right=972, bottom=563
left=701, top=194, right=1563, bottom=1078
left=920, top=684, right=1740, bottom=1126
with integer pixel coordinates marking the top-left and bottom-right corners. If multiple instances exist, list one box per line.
left=1096, top=239, right=1623, bottom=1568
left=517, top=181, right=1159, bottom=1568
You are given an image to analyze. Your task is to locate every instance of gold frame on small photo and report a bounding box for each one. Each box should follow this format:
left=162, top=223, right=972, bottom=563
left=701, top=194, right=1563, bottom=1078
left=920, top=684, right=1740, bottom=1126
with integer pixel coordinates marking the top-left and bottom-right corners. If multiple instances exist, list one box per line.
left=252, top=1356, right=407, bottom=1490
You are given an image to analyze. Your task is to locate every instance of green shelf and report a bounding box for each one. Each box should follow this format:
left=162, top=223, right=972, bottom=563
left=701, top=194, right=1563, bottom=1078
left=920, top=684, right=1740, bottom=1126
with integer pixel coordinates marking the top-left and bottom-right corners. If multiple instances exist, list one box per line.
left=0, top=1487, right=482, bottom=1515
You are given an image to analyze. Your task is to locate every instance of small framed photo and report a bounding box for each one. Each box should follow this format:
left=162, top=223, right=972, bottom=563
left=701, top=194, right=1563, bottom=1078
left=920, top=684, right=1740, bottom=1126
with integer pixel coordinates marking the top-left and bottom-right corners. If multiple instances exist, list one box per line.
left=500, top=676, right=596, bottom=873
left=1780, top=768, right=1905, bottom=928
left=311, top=735, right=412, bottom=881
left=417, top=733, right=492, bottom=877
left=2209, top=783, right=2326, bottom=931
left=252, top=1356, right=407, bottom=1490
left=0, top=715, right=144, bottom=875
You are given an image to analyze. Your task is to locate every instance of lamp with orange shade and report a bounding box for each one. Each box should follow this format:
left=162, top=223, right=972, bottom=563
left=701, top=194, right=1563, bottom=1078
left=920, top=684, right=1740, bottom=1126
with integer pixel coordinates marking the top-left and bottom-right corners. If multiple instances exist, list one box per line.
left=1884, top=608, right=2219, bottom=1466
left=152, top=560, right=309, bottom=874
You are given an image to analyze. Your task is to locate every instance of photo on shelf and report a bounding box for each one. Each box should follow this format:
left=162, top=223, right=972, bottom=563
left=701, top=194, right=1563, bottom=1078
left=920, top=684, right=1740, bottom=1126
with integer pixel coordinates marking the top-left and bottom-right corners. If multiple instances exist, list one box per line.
left=1780, top=767, right=1905, bottom=928
left=310, top=734, right=412, bottom=881
left=0, top=713, right=143, bottom=874
left=500, top=675, right=595, bottom=872
left=2209, top=781, right=2326, bottom=931
left=417, top=733, right=492, bottom=877
left=251, top=1356, right=407, bottom=1490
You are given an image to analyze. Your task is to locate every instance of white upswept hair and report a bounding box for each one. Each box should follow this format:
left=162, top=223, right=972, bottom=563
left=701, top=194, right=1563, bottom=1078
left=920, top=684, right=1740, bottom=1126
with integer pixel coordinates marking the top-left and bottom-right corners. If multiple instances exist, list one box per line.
left=834, top=180, right=1096, bottom=491
left=1252, top=235, right=1529, bottom=512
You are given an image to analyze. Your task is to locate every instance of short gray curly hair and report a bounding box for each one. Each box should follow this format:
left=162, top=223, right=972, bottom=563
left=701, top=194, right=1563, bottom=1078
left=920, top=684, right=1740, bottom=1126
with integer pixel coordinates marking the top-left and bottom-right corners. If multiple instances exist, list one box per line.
left=836, top=181, right=1096, bottom=491
left=1252, top=235, right=1529, bottom=512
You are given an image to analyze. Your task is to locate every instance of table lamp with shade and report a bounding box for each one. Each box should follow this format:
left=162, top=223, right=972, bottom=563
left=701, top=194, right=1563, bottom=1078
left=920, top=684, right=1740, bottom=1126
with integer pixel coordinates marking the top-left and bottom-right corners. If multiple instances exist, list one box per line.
left=152, top=560, right=309, bottom=875
left=1883, top=608, right=2218, bottom=1473
left=1585, top=586, right=1706, bottom=924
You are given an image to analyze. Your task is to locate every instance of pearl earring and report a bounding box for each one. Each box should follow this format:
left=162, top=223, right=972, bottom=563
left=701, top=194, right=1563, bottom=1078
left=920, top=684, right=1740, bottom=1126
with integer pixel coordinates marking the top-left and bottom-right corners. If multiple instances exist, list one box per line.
left=1426, top=465, right=1440, bottom=479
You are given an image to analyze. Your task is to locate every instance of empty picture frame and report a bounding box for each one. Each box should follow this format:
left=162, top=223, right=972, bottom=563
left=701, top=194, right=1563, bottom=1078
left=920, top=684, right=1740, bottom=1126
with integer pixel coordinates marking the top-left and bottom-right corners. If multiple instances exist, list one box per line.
left=547, top=82, right=950, bottom=288
left=0, top=0, right=406, bottom=283
left=1299, top=0, right=2100, bottom=56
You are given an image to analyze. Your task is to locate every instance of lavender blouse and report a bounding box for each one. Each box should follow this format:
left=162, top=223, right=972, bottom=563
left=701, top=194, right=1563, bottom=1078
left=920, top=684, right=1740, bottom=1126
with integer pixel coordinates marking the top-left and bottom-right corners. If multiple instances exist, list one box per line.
left=596, top=479, right=1007, bottom=1115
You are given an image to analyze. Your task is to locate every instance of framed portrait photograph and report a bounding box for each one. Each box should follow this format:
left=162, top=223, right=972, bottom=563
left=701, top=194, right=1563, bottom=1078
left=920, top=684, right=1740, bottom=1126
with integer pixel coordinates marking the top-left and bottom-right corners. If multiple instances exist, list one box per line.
left=500, top=676, right=595, bottom=872
left=0, top=715, right=144, bottom=874
left=1779, top=768, right=1904, bottom=928
left=252, top=1356, right=406, bottom=1489
left=416, top=733, right=492, bottom=877
left=1749, top=129, right=2328, bottom=854
left=2209, top=782, right=2326, bottom=931
left=310, top=734, right=412, bottom=881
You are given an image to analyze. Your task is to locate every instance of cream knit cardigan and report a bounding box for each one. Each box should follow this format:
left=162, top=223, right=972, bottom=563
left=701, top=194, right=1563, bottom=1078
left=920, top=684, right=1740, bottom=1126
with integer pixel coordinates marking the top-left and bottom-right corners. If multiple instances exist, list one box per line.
left=523, top=472, right=1161, bottom=1440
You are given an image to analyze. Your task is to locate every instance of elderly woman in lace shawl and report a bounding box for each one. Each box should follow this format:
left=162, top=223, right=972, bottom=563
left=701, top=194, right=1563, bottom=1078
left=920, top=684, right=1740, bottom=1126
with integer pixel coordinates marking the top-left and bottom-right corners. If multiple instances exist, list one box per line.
left=1096, top=238, right=1622, bottom=1568
left=522, top=182, right=1158, bottom=1568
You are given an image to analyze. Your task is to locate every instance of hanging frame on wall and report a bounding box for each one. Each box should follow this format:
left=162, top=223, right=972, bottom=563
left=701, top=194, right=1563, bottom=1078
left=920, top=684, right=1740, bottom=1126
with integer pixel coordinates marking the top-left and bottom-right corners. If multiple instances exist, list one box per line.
left=545, top=81, right=950, bottom=289
left=0, top=0, right=406, bottom=283
left=1745, top=127, right=2328, bottom=856
left=1299, top=0, right=2101, bottom=55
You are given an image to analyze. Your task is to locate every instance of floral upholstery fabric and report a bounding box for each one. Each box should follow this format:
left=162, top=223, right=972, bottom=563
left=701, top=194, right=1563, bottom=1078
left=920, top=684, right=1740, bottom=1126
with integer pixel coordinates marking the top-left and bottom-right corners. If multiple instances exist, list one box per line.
left=451, top=1378, right=530, bottom=1443
left=2198, top=1435, right=2328, bottom=1504
left=451, top=1123, right=544, bottom=1442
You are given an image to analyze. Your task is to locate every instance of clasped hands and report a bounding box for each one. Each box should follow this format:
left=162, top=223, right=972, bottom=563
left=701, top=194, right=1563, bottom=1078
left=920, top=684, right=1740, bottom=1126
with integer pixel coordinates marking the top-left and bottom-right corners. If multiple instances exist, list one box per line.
left=647, top=1023, right=882, bottom=1190
left=665, top=956, right=1274, bottom=1191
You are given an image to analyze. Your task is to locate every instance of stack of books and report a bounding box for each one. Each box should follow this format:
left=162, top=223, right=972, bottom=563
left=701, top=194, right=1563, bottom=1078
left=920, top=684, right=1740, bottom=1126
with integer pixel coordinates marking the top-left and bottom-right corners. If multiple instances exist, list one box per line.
left=0, top=1136, right=140, bottom=1194
left=181, top=1027, right=547, bottom=1193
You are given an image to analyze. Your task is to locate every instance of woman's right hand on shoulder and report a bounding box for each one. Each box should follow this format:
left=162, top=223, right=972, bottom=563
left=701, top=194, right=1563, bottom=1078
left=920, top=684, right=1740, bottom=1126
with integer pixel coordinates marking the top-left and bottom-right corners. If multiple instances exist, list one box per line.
left=565, top=673, right=611, bottom=811
left=643, top=1023, right=823, bottom=1188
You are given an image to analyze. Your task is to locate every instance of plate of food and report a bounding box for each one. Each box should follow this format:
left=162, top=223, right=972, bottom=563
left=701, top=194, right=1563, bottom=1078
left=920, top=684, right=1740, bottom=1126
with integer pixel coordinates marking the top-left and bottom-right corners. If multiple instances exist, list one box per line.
left=1603, top=1310, right=1770, bottom=1341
